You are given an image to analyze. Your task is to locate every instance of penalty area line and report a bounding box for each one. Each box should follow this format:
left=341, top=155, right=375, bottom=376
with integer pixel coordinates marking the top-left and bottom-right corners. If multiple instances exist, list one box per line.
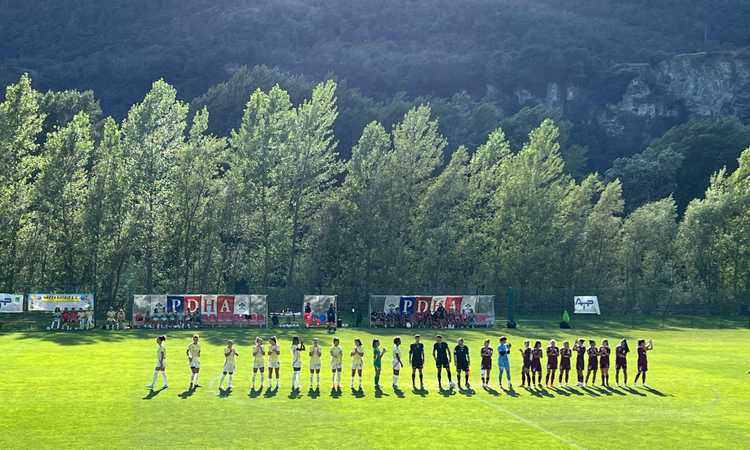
left=475, top=396, right=586, bottom=450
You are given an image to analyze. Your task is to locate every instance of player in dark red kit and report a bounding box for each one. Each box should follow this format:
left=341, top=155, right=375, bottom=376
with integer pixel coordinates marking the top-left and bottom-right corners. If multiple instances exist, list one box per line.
left=634, top=339, right=654, bottom=386
left=615, top=339, right=630, bottom=386
left=585, top=340, right=599, bottom=386
left=433, top=335, right=453, bottom=390
left=409, top=335, right=425, bottom=390
left=599, top=340, right=611, bottom=387
left=545, top=339, right=559, bottom=387
left=531, top=341, right=543, bottom=387
left=480, top=339, right=493, bottom=388
left=574, top=338, right=586, bottom=387
left=559, top=341, right=572, bottom=386
left=520, top=340, right=532, bottom=387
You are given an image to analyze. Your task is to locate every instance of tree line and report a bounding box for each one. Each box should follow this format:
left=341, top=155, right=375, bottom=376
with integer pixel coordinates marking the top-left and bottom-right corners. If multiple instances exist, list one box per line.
left=1, top=75, right=748, bottom=313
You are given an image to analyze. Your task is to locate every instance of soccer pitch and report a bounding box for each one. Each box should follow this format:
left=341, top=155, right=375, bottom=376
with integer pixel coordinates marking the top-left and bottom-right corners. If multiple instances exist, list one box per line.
left=2, top=319, right=749, bottom=450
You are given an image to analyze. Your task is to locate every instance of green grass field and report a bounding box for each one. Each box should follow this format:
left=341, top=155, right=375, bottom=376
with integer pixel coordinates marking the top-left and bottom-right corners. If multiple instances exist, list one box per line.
left=2, top=318, right=749, bottom=449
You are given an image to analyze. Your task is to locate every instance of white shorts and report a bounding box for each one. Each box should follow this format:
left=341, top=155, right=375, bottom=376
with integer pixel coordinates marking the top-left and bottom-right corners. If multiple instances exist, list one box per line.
left=292, top=361, right=302, bottom=370
left=351, top=361, right=363, bottom=370
left=253, top=361, right=265, bottom=370
left=392, top=361, right=402, bottom=370
left=331, top=362, right=342, bottom=371
left=310, top=362, right=321, bottom=370
left=156, top=361, right=167, bottom=369
left=268, top=361, right=280, bottom=369
left=190, top=360, right=201, bottom=369
left=223, top=363, right=236, bottom=373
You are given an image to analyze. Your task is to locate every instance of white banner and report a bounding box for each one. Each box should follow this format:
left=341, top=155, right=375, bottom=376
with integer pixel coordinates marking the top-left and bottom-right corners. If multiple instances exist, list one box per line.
left=574, top=296, right=600, bottom=315
left=28, top=293, right=94, bottom=311
left=0, top=294, right=24, bottom=313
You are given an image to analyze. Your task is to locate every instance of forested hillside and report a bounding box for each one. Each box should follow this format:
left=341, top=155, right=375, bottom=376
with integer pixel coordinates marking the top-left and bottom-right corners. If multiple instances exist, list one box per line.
left=1, top=2, right=750, bottom=310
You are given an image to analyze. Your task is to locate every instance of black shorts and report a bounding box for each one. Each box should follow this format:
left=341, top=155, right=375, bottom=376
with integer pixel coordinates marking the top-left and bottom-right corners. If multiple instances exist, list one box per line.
left=616, top=358, right=627, bottom=369
left=576, top=358, right=585, bottom=371
left=411, top=361, right=424, bottom=369
left=436, top=361, right=450, bottom=369
left=456, top=363, right=469, bottom=372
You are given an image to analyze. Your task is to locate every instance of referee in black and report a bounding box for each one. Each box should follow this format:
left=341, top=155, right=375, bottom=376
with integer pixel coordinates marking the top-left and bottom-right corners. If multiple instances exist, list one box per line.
left=433, top=335, right=453, bottom=390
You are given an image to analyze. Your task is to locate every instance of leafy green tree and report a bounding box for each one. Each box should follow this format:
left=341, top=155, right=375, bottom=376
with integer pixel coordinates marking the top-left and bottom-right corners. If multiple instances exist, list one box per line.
left=0, top=74, right=44, bottom=291
left=122, top=80, right=188, bottom=293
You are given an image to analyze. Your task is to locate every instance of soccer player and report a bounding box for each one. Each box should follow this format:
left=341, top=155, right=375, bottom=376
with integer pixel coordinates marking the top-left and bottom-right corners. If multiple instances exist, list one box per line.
left=51, top=307, right=62, bottom=330
left=633, top=338, right=654, bottom=386
left=480, top=339, right=493, bottom=388
left=291, top=336, right=305, bottom=391
left=454, top=338, right=470, bottom=389
left=309, top=338, right=322, bottom=390
left=267, top=336, right=281, bottom=389
left=585, top=340, right=599, bottom=386
left=433, top=335, right=453, bottom=390
left=372, top=339, right=386, bottom=388
left=519, top=340, right=532, bottom=387
left=350, top=338, right=364, bottom=390
left=531, top=341, right=543, bottom=387
left=615, top=338, right=630, bottom=386
left=559, top=341, right=572, bottom=386
left=251, top=337, right=265, bottom=392
left=219, top=340, right=239, bottom=390
left=78, top=308, right=87, bottom=330
left=147, top=335, right=168, bottom=390
left=106, top=307, right=116, bottom=330
left=574, top=338, right=586, bottom=386
left=545, top=339, right=559, bottom=387
left=599, top=339, right=611, bottom=387
left=186, top=334, right=201, bottom=390
left=497, top=336, right=512, bottom=389
left=116, top=307, right=126, bottom=330
left=86, top=307, right=95, bottom=330
left=330, top=337, right=344, bottom=391
left=392, top=336, right=403, bottom=389
left=409, top=335, right=425, bottom=390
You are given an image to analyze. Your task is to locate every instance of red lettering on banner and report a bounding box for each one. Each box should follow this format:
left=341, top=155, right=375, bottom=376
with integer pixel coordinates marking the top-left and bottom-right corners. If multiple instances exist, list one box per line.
left=217, top=295, right=235, bottom=323
left=445, top=296, right=463, bottom=313
left=415, top=296, right=432, bottom=314
left=184, top=295, right=201, bottom=314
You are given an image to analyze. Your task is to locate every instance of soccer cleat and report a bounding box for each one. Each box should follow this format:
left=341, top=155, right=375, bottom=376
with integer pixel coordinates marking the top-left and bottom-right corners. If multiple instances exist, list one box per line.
left=146, top=384, right=154, bottom=389
left=162, top=385, right=168, bottom=389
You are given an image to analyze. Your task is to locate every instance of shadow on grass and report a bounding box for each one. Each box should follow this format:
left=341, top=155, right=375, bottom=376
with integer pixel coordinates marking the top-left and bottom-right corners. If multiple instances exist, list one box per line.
left=484, top=386, right=501, bottom=397
left=178, top=388, right=195, bottom=399
left=411, top=387, right=429, bottom=397
left=142, top=386, right=167, bottom=399
left=329, top=388, right=342, bottom=399
left=458, top=387, right=475, bottom=397
left=287, top=388, right=302, bottom=399
left=393, top=387, right=405, bottom=398
left=248, top=388, right=263, bottom=398
left=374, top=387, right=389, bottom=398
left=218, top=387, right=233, bottom=398
left=307, top=388, right=320, bottom=399
left=263, top=387, right=279, bottom=398
left=502, top=387, right=520, bottom=397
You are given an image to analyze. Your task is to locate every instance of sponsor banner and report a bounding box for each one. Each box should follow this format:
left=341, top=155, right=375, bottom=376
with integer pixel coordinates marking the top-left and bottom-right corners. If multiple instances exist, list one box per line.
left=371, top=294, right=495, bottom=327
left=166, top=295, right=185, bottom=313
left=185, top=295, right=201, bottom=314
left=574, top=296, right=601, bottom=315
left=28, top=293, right=94, bottom=311
left=216, top=295, right=235, bottom=322
left=0, top=294, right=24, bottom=313
left=132, top=295, right=167, bottom=325
left=303, top=295, right=337, bottom=328
left=399, top=296, right=416, bottom=315
left=248, top=295, right=267, bottom=326
left=201, top=295, right=218, bottom=318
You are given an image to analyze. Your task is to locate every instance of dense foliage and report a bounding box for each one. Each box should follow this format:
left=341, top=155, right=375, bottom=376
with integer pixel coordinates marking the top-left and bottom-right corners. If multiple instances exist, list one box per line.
left=1, top=76, right=748, bottom=312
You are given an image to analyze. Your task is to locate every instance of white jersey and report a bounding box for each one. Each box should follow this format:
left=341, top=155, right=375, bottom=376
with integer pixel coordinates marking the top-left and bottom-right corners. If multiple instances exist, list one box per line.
left=392, top=344, right=401, bottom=368
left=224, top=347, right=237, bottom=373
left=268, top=344, right=280, bottom=369
left=187, top=343, right=201, bottom=368
left=156, top=344, right=166, bottom=368
left=351, top=345, right=364, bottom=369
left=330, top=345, right=343, bottom=370
left=292, top=345, right=302, bottom=369
left=253, top=345, right=265, bottom=369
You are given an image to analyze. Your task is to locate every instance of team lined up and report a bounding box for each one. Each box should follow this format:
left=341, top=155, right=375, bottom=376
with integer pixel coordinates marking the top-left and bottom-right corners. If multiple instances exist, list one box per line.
left=146, top=334, right=655, bottom=393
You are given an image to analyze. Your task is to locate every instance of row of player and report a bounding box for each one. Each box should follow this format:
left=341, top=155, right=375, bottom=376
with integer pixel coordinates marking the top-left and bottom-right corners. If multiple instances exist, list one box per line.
left=146, top=334, right=655, bottom=393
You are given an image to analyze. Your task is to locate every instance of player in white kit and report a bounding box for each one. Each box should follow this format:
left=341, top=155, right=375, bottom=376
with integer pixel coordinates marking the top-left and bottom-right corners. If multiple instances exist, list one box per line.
left=291, top=336, right=305, bottom=391
left=250, top=337, right=265, bottom=392
left=267, top=336, right=281, bottom=389
left=219, top=340, right=238, bottom=390
left=330, top=337, right=344, bottom=391
left=146, top=335, right=168, bottom=390
left=309, top=338, right=323, bottom=390
left=392, top=336, right=403, bottom=389
left=186, top=334, right=201, bottom=390
left=350, top=338, right=364, bottom=390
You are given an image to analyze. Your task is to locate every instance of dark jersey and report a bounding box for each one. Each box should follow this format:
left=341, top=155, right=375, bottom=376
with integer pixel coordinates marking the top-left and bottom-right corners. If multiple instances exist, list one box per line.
left=409, top=343, right=425, bottom=364
left=560, top=347, right=572, bottom=370
left=587, top=347, right=599, bottom=369
left=454, top=345, right=469, bottom=367
left=480, top=346, right=493, bottom=367
left=522, top=348, right=532, bottom=368
left=599, top=346, right=611, bottom=368
left=434, top=342, right=450, bottom=363
left=616, top=345, right=628, bottom=360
